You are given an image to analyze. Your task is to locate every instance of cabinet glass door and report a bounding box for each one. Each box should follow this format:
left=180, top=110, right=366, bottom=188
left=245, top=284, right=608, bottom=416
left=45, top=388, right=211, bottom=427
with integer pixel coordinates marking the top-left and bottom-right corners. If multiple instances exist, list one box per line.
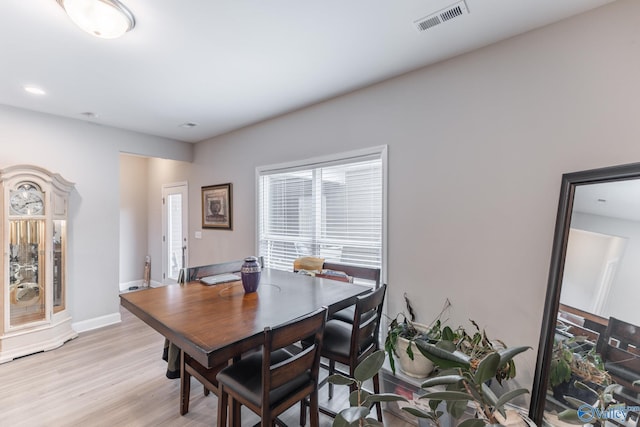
left=9, top=219, right=45, bottom=327
left=53, top=220, right=66, bottom=313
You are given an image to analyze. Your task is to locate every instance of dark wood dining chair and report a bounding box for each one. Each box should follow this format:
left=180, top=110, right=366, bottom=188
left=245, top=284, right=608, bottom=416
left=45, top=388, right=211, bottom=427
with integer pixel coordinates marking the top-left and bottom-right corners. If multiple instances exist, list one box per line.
left=216, top=307, right=327, bottom=427
left=321, top=262, right=381, bottom=286
left=180, top=353, right=228, bottom=415
left=322, top=262, right=381, bottom=324
left=178, top=257, right=263, bottom=415
left=596, top=317, right=640, bottom=390
left=315, top=283, right=387, bottom=422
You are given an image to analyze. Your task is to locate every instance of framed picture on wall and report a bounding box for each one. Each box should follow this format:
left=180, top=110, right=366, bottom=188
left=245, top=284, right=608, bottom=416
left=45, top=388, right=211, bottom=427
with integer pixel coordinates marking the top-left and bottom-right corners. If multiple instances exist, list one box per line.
left=202, top=183, right=232, bottom=229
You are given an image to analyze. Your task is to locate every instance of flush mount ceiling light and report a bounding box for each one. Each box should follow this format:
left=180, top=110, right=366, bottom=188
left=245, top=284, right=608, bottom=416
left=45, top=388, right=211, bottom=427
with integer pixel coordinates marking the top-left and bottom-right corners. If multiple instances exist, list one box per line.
left=56, top=0, right=135, bottom=39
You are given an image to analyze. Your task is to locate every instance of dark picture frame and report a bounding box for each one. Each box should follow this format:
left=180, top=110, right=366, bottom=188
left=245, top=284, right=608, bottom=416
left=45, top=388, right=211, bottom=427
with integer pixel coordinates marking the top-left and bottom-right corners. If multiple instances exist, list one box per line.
left=201, top=183, right=232, bottom=229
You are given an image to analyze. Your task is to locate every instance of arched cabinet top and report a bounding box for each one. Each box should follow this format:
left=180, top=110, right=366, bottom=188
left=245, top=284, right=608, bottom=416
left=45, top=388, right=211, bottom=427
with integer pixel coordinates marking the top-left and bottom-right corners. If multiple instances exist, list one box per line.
left=0, top=164, right=74, bottom=194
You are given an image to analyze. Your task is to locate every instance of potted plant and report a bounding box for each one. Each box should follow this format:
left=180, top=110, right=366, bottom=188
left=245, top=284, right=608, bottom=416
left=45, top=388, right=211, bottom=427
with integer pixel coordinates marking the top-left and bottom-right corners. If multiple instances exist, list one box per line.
left=549, top=339, right=611, bottom=406
left=385, top=314, right=445, bottom=377
left=403, top=342, right=533, bottom=426
left=385, top=296, right=453, bottom=378
left=405, top=317, right=519, bottom=384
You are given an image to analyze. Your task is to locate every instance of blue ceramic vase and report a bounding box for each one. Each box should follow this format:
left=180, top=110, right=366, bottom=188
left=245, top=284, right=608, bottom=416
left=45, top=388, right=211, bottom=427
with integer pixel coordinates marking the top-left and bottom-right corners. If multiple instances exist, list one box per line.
left=241, top=256, right=261, bottom=293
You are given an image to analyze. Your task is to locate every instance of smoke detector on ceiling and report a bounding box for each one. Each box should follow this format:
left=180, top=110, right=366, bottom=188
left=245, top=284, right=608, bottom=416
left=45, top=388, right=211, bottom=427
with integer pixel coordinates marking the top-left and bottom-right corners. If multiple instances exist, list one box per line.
left=179, top=122, right=198, bottom=128
left=414, top=0, right=469, bottom=33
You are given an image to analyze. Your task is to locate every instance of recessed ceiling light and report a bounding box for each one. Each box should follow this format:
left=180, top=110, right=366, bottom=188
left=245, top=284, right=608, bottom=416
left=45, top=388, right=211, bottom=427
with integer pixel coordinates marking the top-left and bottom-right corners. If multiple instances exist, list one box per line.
left=24, top=86, right=46, bottom=95
left=179, top=122, right=198, bottom=128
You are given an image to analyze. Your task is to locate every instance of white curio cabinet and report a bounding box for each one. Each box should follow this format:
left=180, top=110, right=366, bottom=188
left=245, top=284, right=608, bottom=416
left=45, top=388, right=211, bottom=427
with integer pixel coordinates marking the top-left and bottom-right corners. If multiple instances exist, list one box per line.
left=0, top=165, right=76, bottom=363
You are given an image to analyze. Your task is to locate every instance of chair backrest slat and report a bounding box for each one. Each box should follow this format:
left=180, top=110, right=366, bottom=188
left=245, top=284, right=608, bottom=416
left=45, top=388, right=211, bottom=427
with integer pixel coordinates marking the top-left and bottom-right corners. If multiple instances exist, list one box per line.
left=263, top=308, right=327, bottom=398
left=270, top=346, right=316, bottom=390
left=322, top=262, right=381, bottom=286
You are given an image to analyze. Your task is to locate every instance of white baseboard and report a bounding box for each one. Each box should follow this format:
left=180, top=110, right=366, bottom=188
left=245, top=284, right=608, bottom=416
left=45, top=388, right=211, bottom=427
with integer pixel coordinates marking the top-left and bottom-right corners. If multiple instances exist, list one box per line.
left=120, top=279, right=145, bottom=292
left=120, top=279, right=164, bottom=292
left=72, top=312, right=121, bottom=333
left=75, top=279, right=167, bottom=334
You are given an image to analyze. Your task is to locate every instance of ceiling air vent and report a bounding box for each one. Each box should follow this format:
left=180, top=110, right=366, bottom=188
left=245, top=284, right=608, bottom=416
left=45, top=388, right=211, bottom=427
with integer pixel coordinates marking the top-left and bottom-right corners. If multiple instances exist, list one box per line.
left=414, top=0, right=469, bottom=33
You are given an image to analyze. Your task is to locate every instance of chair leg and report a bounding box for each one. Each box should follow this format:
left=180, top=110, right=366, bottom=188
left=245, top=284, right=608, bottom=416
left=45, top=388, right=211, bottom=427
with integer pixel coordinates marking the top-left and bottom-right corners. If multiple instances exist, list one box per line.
left=261, top=402, right=272, bottom=427
left=373, top=372, right=383, bottom=422
left=328, top=359, right=335, bottom=400
left=232, top=398, right=241, bottom=427
left=217, top=385, right=228, bottom=427
left=309, top=390, right=320, bottom=427
left=180, top=350, right=190, bottom=415
left=299, top=399, right=307, bottom=426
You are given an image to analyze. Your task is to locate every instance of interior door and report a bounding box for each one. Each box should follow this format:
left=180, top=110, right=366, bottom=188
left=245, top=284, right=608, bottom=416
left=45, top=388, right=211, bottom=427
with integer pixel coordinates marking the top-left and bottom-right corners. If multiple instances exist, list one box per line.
left=162, top=182, right=188, bottom=284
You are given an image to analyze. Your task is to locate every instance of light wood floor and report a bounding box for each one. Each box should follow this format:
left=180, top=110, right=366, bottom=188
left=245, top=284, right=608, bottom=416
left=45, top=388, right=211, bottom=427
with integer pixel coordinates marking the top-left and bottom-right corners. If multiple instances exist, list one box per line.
left=0, top=307, right=415, bottom=427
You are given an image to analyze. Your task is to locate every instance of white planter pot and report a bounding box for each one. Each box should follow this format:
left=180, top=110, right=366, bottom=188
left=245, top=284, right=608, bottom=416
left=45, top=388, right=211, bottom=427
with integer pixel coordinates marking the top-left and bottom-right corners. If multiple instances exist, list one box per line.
left=395, top=323, right=435, bottom=378
left=494, top=409, right=536, bottom=427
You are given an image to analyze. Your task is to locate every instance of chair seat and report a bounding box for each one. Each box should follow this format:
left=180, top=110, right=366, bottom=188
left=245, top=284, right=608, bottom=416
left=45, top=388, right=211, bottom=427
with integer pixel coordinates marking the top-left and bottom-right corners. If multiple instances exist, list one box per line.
left=322, top=319, right=376, bottom=360
left=216, top=348, right=312, bottom=408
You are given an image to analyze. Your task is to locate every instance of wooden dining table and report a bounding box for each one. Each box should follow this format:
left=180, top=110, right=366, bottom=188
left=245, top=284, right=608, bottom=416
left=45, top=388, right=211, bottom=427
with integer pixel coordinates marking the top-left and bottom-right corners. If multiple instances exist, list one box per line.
left=119, top=268, right=370, bottom=370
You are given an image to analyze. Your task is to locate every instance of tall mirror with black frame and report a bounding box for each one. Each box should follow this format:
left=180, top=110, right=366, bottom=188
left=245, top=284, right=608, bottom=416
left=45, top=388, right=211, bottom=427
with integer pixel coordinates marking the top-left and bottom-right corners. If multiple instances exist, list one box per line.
left=530, top=163, right=640, bottom=427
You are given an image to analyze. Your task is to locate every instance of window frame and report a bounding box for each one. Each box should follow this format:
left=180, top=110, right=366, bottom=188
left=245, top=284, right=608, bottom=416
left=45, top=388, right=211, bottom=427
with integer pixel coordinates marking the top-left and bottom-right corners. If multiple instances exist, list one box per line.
left=255, top=145, right=388, bottom=283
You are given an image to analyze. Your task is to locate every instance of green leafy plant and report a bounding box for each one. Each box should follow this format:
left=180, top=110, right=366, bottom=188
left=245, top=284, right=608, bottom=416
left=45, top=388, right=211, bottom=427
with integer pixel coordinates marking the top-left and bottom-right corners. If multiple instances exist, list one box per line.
left=404, top=342, right=531, bottom=426
left=452, top=320, right=520, bottom=384
left=418, top=319, right=518, bottom=385
left=327, top=350, right=408, bottom=426
left=549, top=339, right=610, bottom=388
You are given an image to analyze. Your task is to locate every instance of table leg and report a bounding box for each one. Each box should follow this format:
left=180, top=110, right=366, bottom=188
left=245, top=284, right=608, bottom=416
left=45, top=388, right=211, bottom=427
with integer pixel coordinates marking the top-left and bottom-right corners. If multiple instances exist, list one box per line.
left=180, top=350, right=190, bottom=415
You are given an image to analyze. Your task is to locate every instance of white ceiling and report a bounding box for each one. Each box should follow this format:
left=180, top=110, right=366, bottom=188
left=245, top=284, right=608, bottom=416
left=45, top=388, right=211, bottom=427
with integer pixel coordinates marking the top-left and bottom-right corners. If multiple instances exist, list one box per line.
left=0, top=0, right=615, bottom=143
left=573, top=180, right=640, bottom=223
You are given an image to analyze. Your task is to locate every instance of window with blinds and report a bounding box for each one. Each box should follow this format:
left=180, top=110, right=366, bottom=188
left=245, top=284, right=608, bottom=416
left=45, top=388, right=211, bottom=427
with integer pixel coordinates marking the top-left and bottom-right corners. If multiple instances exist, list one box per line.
left=257, top=147, right=386, bottom=273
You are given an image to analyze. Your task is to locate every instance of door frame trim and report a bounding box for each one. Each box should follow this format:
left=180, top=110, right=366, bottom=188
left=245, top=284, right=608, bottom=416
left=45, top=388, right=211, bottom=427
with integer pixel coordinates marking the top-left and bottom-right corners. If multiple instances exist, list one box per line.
left=161, top=181, right=189, bottom=284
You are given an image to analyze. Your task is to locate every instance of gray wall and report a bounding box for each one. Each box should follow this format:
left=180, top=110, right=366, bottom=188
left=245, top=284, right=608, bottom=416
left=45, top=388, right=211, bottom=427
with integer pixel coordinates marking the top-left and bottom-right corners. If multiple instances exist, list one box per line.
left=119, top=154, right=149, bottom=286
left=186, top=0, right=640, bottom=394
left=0, top=106, right=191, bottom=330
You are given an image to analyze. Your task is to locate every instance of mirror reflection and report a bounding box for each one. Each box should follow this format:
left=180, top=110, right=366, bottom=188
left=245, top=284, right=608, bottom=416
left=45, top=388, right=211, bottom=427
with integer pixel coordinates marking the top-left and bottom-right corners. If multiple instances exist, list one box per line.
left=544, top=178, right=640, bottom=426
left=562, top=180, right=640, bottom=326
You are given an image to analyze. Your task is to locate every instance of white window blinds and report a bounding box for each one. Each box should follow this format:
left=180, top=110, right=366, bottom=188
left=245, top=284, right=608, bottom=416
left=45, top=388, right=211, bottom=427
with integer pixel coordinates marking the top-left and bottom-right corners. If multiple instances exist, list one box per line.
left=257, top=148, right=385, bottom=273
